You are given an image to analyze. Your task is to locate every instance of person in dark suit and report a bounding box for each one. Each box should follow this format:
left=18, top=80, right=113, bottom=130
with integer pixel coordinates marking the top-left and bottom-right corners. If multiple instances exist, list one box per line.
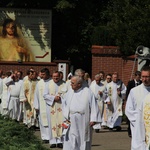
left=126, top=71, right=142, bottom=137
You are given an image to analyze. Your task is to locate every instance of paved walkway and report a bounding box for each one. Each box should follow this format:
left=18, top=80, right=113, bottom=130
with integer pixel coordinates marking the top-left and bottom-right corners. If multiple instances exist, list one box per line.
left=35, top=122, right=131, bottom=150
left=91, top=122, right=131, bottom=150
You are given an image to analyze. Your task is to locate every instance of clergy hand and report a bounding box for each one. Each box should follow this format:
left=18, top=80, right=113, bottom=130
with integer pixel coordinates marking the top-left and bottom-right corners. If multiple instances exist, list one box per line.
left=89, top=122, right=96, bottom=127
left=54, top=96, right=61, bottom=102
left=24, top=99, right=28, bottom=102
left=117, top=89, right=121, bottom=97
left=11, top=73, right=15, bottom=78
left=98, top=91, right=103, bottom=96
left=107, top=101, right=111, bottom=105
left=35, top=109, right=39, bottom=113
left=117, top=90, right=121, bottom=94
left=25, top=89, right=29, bottom=96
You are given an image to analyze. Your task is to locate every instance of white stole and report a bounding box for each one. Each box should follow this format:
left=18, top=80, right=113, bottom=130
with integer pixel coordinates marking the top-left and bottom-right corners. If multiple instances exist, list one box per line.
left=38, top=80, right=48, bottom=126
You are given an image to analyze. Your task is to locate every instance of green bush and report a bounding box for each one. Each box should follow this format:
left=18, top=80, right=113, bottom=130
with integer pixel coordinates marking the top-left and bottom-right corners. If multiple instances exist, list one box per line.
left=0, top=115, right=49, bottom=150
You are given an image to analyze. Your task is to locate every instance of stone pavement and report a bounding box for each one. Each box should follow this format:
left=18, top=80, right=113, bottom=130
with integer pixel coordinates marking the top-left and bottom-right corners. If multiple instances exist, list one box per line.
left=91, top=122, right=131, bottom=150
left=35, top=122, right=131, bottom=150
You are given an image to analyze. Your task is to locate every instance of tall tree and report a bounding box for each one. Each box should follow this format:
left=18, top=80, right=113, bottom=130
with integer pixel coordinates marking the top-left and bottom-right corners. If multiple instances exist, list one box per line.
left=102, top=0, right=150, bottom=55
left=52, top=0, right=109, bottom=73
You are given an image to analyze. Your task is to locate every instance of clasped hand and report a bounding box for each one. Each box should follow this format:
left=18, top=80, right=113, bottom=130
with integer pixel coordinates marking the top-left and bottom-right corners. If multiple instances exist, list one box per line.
left=89, top=122, right=96, bottom=126
left=54, top=95, right=61, bottom=102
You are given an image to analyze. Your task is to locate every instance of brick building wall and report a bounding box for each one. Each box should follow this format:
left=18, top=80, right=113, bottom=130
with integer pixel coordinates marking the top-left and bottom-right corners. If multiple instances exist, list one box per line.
left=0, top=60, right=70, bottom=79
left=92, top=45, right=138, bottom=86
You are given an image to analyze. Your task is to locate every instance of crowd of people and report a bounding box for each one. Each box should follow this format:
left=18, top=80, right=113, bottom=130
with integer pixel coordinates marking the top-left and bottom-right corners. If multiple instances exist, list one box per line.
left=0, top=66, right=150, bottom=150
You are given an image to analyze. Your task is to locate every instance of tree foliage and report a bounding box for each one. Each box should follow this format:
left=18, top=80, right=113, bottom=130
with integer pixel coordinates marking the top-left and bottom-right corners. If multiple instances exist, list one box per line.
left=102, top=0, right=150, bottom=55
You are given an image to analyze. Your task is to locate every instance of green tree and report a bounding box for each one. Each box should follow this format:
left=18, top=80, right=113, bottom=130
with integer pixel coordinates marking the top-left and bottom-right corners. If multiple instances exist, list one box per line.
left=102, top=0, right=150, bottom=55
left=52, top=0, right=109, bottom=73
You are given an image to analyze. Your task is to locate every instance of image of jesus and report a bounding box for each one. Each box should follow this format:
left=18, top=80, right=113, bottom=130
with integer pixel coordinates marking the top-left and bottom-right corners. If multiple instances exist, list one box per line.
left=0, top=18, right=34, bottom=62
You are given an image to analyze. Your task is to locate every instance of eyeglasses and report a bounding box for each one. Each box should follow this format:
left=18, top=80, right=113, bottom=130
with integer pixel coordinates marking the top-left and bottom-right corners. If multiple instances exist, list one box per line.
left=141, top=76, right=150, bottom=79
left=6, top=26, right=15, bottom=29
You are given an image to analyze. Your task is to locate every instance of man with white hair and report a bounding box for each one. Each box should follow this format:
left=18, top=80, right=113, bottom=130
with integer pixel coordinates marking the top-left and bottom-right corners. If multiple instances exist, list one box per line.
left=74, top=68, right=88, bottom=88
left=62, top=75, right=101, bottom=150
left=90, top=74, right=105, bottom=132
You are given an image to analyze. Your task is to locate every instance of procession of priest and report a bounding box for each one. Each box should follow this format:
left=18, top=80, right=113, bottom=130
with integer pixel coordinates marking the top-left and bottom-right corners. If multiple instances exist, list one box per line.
left=0, top=66, right=150, bottom=150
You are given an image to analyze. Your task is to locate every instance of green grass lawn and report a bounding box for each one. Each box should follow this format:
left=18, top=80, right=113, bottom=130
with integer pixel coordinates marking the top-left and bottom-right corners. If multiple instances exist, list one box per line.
left=0, top=115, right=49, bottom=150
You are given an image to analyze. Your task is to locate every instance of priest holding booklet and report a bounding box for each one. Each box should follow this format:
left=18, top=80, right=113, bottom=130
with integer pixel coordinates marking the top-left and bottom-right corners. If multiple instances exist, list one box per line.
left=62, top=75, right=101, bottom=150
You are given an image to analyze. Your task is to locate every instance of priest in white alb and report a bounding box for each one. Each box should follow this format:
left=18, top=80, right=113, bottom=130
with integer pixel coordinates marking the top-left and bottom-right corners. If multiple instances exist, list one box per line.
left=20, top=70, right=38, bottom=128
left=62, top=75, right=101, bottom=150
left=1, top=71, right=12, bottom=116
left=33, top=68, right=51, bottom=143
left=125, top=66, right=150, bottom=150
left=89, top=74, right=105, bottom=132
left=43, top=71, right=65, bottom=149
left=5, top=73, right=23, bottom=120
left=104, top=72, right=126, bottom=131
left=132, top=93, right=150, bottom=150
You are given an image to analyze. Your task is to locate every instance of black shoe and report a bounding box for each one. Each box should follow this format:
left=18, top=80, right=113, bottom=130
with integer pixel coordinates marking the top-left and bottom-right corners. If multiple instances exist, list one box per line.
left=109, top=128, right=113, bottom=131
left=42, top=140, right=49, bottom=143
left=35, top=126, right=40, bottom=130
left=95, top=129, right=99, bottom=133
left=103, top=126, right=109, bottom=129
left=128, top=127, right=132, bottom=137
left=57, top=143, right=63, bottom=148
left=50, top=144, right=57, bottom=148
left=29, top=126, right=36, bottom=131
left=116, top=126, right=122, bottom=131
left=128, top=132, right=132, bottom=138
left=128, top=134, right=132, bottom=138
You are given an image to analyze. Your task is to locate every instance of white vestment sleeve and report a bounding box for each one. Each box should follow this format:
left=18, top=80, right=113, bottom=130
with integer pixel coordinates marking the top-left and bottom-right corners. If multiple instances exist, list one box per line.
left=33, top=84, right=39, bottom=110
left=5, top=76, right=13, bottom=86
left=103, top=86, right=109, bottom=101
left=43, top=83, right=55, bottom=106
left=89, top=83, right=105, bottom=101
left=120, top=83, right=127, bottom=99
left=104, top=84, right=110, bottom=103
left=125, top=90, right=137, bottom=126
left=19, top=82, right=26, bottom=102
left=89, top=84, right=98, bottom=100
left=89, top=90, right=102, bottom=123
